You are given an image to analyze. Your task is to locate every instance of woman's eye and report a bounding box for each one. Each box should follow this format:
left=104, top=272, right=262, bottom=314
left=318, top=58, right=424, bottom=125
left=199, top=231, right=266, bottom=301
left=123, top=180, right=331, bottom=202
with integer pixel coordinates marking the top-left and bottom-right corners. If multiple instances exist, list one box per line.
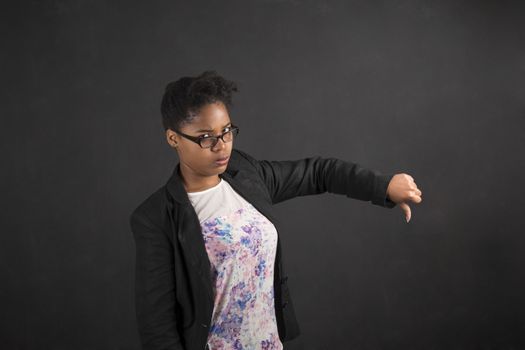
left=200, top=127, right=230, bottom=138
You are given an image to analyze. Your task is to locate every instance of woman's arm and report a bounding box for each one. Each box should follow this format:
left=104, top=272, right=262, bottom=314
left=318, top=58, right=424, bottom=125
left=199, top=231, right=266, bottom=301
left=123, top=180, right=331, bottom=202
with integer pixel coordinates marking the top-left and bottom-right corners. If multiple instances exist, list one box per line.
left=130, top=209, right=185, bottom=350
left=233, top=148, right=396, bottom=207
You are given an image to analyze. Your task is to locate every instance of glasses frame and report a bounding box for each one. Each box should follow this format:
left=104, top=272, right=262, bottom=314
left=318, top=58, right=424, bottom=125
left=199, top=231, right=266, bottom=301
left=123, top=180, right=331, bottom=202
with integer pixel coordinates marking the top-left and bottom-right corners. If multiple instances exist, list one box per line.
left=174, top=124, right=240, bottom=149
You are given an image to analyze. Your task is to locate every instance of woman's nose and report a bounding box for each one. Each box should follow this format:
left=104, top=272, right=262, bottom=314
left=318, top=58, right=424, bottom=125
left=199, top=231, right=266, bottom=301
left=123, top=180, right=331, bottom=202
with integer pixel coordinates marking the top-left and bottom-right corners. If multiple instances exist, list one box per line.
left=212, top=137, right=226, bottom=151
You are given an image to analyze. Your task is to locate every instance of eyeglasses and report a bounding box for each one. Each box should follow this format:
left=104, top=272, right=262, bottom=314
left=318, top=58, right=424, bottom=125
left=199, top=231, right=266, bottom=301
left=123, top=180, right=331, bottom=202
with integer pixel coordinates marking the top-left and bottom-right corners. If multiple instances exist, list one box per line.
left=175, top=124, right=240, bottom=149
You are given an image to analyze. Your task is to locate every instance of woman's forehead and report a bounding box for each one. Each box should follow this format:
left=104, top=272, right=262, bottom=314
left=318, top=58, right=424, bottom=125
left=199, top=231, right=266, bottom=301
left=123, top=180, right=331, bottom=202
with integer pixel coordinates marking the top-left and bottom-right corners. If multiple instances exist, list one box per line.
left=183, top=104, right=231, bottom=132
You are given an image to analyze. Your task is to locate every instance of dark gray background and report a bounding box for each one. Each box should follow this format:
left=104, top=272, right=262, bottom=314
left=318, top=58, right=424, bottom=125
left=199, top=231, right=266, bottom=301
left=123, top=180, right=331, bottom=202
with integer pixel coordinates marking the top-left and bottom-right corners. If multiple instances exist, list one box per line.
left=2, top=0, right=524, bottom=349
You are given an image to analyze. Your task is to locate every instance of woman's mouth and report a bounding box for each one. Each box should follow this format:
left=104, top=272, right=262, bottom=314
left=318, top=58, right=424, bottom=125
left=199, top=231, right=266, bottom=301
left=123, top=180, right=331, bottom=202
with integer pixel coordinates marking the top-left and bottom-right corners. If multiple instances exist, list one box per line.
left=215, top=156, right=229, bottom=166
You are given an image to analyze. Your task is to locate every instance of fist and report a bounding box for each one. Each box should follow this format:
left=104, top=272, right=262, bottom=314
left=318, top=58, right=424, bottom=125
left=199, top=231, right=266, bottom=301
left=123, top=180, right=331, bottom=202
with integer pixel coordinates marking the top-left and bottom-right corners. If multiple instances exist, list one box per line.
left=386, top=173, right=423, bottom=223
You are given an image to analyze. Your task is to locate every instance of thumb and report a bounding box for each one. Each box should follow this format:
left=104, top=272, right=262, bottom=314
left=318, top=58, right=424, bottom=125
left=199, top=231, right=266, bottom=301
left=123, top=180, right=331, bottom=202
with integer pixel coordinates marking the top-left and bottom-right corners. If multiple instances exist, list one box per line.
left=399, top=202, right=412, bottom=223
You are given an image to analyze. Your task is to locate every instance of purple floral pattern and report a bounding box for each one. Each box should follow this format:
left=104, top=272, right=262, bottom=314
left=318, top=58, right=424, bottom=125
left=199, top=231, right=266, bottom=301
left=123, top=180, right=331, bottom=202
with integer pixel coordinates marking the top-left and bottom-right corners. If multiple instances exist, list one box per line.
left=201, top=203, right=283, bottom=349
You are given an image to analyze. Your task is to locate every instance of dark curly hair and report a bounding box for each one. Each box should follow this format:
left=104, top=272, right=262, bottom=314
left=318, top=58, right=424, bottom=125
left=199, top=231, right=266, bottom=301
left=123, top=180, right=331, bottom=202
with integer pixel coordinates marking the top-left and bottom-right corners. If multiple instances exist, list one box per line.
left=161, top=70, right=239, bottom=132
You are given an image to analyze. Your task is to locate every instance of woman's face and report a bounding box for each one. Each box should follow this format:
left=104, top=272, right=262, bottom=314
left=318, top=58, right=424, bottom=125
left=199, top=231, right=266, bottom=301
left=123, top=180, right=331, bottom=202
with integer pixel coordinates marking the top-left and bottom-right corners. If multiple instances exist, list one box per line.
left=168, top=101, right=233, bottom=177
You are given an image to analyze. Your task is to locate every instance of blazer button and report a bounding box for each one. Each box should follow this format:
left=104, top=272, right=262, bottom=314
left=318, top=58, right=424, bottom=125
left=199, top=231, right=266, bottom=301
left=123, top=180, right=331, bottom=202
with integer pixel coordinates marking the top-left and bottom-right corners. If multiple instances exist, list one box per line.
left=201, top=323, right=208, bottom=328
left=282, top=301, right=288, bottom=309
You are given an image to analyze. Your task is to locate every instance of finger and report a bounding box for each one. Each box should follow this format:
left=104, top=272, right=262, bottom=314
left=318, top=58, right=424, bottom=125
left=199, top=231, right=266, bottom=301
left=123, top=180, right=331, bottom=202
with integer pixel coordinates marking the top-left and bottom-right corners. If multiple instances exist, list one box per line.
left=399, top=202, right=411, bottom=223
left=409, top=187, right=422, bottom=197
left=408, top=185, right=421, bottom=195
left=409, top=182, right=420, bottom=192
left=409, top=191, right=422, bottom=202
left=412, top=195, right=422, bottom=203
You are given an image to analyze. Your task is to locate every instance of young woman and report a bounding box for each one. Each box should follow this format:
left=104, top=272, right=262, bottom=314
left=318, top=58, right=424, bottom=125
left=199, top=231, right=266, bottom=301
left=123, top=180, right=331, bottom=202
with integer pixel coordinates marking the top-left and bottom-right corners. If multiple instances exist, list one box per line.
left=130, top=71, right=423, bottom=350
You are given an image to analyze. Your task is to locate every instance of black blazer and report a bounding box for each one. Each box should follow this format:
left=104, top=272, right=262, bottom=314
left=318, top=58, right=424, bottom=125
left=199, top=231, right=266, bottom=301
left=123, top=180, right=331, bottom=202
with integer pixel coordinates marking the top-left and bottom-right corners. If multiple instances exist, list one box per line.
left=129, top=148, right=397, bottom=350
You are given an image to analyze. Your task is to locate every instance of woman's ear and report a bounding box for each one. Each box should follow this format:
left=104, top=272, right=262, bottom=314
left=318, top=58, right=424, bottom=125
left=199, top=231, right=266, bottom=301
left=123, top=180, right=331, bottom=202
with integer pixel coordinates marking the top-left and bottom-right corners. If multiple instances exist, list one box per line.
left=166, top=129, right=178, bottom=149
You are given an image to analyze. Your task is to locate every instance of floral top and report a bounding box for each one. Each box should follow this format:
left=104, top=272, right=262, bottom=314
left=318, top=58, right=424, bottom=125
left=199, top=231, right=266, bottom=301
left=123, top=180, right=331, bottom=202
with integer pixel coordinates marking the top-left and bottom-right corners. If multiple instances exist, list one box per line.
left=187, top=178, right=283, bottom=350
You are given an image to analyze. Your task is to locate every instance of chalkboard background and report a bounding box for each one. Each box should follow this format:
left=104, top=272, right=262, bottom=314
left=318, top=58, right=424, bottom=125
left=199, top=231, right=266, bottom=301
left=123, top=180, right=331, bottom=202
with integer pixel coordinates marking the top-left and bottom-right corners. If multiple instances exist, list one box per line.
left=2, top=0, right=524, bottom=349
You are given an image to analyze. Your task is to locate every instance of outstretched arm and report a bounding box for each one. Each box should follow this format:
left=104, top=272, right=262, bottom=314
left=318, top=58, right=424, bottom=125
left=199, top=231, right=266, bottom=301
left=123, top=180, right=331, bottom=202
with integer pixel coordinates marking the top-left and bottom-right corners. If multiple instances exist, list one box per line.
left=234, top=149, right=397, bottom=207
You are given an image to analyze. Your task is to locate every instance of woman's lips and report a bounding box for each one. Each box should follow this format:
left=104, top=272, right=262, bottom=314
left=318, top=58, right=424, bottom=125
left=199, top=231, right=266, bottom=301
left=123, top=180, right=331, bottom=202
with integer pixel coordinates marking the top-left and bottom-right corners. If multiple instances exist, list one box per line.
left=215, top=156, right=229, bottom=166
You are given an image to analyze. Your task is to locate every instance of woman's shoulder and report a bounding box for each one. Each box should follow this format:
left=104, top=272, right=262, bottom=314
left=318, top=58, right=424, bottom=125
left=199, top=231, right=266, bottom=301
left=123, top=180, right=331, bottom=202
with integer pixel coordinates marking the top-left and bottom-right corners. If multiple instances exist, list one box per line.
left=229, top=148, right=260, bottom=170
left=129, top=184, right=170, bottom=231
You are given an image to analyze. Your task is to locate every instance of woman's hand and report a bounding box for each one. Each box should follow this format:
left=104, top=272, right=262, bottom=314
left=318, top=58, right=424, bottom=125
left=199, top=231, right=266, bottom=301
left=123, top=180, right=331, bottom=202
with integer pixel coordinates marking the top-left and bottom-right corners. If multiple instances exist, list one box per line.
left=386, top=173, right=423, bottom=223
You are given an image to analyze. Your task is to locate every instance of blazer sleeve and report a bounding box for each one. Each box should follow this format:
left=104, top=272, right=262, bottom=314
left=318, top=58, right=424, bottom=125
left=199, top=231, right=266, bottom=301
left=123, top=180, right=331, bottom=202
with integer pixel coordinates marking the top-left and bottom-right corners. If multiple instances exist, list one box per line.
left=130, top=208, right=185, bottom=350
left=234, top=149, right=397, bottom=207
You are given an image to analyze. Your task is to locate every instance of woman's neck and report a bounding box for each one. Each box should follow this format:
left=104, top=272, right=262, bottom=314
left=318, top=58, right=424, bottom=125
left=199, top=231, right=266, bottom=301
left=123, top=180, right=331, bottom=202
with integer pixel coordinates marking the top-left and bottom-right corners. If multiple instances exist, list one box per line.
left=179, top=165, right=221, bottom=193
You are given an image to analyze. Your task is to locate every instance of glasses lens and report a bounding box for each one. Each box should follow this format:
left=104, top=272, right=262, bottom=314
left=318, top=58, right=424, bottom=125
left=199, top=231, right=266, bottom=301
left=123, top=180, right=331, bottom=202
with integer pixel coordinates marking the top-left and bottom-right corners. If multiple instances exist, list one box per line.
left=200, top=137, right=218, bottom=148
left=199, top=128, right=238, bottom=148
left=226, top=128, right=239, bottom=141
left=222, top=130, right=234, bottom=142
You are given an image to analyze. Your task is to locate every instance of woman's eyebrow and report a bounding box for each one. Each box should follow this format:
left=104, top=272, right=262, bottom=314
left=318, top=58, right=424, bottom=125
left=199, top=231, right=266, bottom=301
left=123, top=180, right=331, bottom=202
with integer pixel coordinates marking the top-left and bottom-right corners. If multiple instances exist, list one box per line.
left=195, top=123, right=232, bottom=132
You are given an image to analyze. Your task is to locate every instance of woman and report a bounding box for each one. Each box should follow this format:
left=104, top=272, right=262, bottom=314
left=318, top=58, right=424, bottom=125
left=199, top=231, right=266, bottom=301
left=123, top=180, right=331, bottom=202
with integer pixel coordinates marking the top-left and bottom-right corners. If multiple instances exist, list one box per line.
left=130, top=71, right=423, bottom=350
